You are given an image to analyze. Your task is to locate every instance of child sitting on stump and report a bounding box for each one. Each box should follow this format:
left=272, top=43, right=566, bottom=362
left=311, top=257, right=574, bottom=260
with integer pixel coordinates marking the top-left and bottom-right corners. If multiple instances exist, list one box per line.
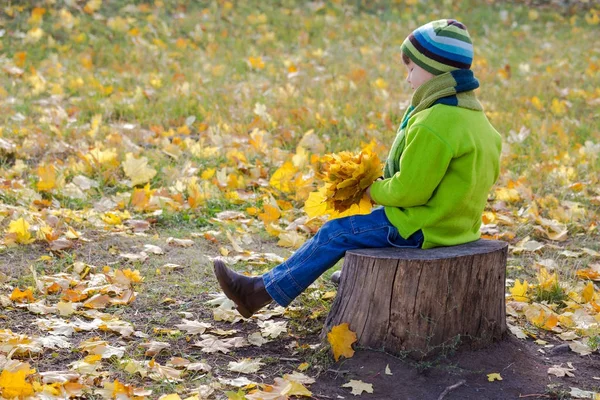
left=214, top=19, right=502, bottom=318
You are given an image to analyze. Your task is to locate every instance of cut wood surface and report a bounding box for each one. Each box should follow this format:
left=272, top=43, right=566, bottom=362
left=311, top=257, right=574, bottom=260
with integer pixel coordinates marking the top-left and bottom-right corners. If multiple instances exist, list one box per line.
left=323, top=240, right=509, bottom=359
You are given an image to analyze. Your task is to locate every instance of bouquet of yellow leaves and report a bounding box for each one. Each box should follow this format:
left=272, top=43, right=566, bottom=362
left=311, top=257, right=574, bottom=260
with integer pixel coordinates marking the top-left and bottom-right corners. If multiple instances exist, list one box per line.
left=305, top=148, right=382, bottom=219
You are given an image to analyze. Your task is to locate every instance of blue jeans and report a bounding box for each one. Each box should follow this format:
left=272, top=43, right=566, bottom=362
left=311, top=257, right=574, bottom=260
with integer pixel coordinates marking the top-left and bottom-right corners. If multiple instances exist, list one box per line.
left=263, top=208, right=423, bottom=307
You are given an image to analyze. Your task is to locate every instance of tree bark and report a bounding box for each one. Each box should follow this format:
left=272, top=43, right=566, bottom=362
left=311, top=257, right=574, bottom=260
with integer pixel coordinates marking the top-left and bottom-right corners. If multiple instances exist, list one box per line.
left=323, top=239, right=508, bottom=359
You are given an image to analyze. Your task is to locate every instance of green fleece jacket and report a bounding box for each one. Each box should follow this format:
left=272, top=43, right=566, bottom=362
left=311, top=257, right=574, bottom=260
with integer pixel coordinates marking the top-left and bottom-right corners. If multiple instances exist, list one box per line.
left=369, top=105, right=502, bottom=249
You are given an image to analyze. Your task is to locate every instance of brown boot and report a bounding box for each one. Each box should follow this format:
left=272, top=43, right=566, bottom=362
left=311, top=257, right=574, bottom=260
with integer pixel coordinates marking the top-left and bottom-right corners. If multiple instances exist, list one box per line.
left=213, top=258, right=272, bottom=318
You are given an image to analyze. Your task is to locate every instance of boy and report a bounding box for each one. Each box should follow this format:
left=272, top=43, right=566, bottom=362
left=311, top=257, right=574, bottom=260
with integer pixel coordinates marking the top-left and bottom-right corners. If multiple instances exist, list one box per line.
left=214, top=19, right=502, bottom=318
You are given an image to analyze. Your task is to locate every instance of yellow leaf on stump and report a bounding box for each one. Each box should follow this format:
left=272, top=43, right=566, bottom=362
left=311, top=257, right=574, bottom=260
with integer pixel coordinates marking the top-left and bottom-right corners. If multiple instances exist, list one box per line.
left=327, top=323, right=357, bottom=361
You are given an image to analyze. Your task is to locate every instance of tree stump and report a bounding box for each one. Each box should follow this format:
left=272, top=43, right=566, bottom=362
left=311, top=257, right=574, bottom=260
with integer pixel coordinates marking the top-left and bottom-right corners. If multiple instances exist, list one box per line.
left=323, top=239, right=508, bottom=359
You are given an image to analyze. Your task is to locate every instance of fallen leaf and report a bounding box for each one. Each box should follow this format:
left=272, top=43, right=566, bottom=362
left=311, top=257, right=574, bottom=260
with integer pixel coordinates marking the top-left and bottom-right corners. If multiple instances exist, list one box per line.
left=9, top=288, right=35, bottom=303
left=123, top=153, right=157, bottom=186
left=487, top=373, right=503, bottom=382
left=194, top=335, right=234, bottom=354
left=548, top=363, right=576, bottom=377
left=0, top=368, right=35, bottom=398
left=570, top=340, right=593, bottom=356
left=166, top=237, right=194, bottom=247
left=248, top=332, right=269, bottom=347
left=342, top=379, right=374, bottom=396
left=228, top=358, right=263, bottom=374
left=144, top=244, right=165, bottom=254
left=175, top=319, right=212, bottom=335
left=186, top=362, right=212, bottom=373
left=327, top=323, right=357, bottom=361
left=283, top=372, right=315, bottom=385
left=140, top=341, right=171, bottom=357
left=83, top=294, right=112, bottom=309
left=258, top=320, right=288, bottom=339
left=569, top=387, right=596, bottom=399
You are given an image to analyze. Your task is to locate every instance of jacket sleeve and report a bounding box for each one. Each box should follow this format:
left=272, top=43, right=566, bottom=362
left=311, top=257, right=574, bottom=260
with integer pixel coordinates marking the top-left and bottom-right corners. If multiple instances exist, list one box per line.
left=370, top=125, right=453, bottom=208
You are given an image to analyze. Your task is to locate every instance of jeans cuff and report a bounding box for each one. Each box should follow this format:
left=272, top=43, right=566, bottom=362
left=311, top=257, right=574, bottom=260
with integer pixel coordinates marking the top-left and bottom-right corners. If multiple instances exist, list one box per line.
left=263, top=270, right=294, bottom=307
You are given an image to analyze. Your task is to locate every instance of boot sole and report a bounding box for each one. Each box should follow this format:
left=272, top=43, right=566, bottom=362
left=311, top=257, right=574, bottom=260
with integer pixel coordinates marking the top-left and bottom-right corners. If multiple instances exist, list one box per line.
left=213, top=259, right=253, bottom=318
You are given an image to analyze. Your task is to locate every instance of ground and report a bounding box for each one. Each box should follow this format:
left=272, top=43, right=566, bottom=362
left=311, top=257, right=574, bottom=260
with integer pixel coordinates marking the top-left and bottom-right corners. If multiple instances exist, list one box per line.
left=2, top=231, right=599, bottom=399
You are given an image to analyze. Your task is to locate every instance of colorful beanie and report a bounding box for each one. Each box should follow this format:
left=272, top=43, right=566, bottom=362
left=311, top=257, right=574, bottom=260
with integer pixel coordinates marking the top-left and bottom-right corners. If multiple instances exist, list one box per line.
left=401, top=19, right=473, bottom=75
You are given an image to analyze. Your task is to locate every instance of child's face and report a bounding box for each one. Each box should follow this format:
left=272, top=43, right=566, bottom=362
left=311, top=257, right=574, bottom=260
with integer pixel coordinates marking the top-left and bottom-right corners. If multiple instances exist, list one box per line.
left=404, top=59, right=435, bottom=90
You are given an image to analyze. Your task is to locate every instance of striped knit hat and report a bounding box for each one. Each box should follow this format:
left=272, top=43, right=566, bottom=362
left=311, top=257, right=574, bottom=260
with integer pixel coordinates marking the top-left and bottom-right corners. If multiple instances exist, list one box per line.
left=401, top=19, right=473, bottom=75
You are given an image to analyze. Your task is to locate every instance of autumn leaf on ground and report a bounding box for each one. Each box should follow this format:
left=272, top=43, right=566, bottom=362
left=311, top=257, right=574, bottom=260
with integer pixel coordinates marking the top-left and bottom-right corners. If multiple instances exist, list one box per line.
left=327, top=323, right=357, bottom=361
left=194, top=335, right=234, bottom=354
left=175, top=319, right=212, bottom=335
left=487, top=373, right=503, bottom=382
left=509, top=279, right=530, bottom=302
left=166, top=237, right=194, bottom=247
left=9, top=288, right=35, bottom=303
left=122, top=153, right=157, bottom=186
left=0, top=368, right=35, bottom=399
left=569, top=340, right=593, bottom=356
left=6, top=218, right=35, bottom=245
left=283, top=372, right=315, bottom=385
left=342, top=379, right=374, bottom=396
left=548, top=363, right=576, bottom=377
left=228, top=358, right=264, bottom=374
left=246, top=377, right=312, bottom=399
left=248, top=332, right=269, bottom=347
left=258, top=320, right=288, bottom=339
left=36, top=164, right=57, bottom=192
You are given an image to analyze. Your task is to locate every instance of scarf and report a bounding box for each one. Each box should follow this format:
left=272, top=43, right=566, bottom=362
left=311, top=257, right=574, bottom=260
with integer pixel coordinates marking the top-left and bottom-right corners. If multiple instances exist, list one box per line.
left=383, top=69, right=483, bottom=178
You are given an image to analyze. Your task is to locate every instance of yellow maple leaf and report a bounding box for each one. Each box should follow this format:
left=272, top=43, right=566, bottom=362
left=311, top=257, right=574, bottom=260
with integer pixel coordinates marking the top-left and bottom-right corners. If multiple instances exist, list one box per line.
left=550, top=98, right=567, bottom=116
left=509, top=279, right=529, bottom=302
left=327, top=323, right=357, bottom=361
left=0, top=369, right=35, bottom=399
left=270, top=161, right=297, bottom=193
left=525, top=306, right=559, bottom=331
left=258, top=204, right=281, bottom=225
left=248, top=56, right=265, bottom=70
left=277, top=231, right=306, bottom=249
left=281, top=379, right=312, bottom=397
left=36, top=164, right=56, bottom=192
left=10, top=288, right=35, bottom=303
left=83, top=294, right=112, bottom=309
left=537, top=267, right=559, bottom=291
left=159, top=395, right=182, bottom=400
left=304, top=186, right=329, bottom=218
left=582, top=281, right=595, bottom=303
left=85, top=148, right=118, bottom=168
left=305, top=149, right=380, bottom=218
left=487, top=373, right=502, bottom=382
left=102, top=212, right=122, bottom=225
left=121, top=268, right=143, bottom=283
left=495, top=187, right=520, bottom=202
left=122, top=153, right=157, bottom=186
left=84, top=0, right=102, bottom=14
left=298, top=362, right=309, bottom=372
left=7, top=218, right=34, bottom=244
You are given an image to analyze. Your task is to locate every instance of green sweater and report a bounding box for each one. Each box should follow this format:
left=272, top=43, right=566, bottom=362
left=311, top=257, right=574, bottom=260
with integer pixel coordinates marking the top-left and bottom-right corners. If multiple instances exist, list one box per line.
left=370, top=104, right=502, bottom=249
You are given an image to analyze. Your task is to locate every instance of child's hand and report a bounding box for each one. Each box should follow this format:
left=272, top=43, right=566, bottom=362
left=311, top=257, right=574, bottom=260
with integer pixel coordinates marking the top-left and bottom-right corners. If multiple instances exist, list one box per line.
left=366, top=177, right=383, bottom=203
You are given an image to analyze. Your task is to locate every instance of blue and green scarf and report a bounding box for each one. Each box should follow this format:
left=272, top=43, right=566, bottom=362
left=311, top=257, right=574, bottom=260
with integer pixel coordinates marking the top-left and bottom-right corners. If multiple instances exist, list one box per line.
left=383, top=69, right=483, bottom=178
